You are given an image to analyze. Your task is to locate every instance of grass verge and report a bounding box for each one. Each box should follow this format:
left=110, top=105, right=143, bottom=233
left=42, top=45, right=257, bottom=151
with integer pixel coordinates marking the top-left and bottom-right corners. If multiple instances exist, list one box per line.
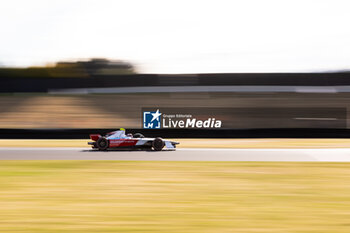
left=1, top=161, right=350, bottom=232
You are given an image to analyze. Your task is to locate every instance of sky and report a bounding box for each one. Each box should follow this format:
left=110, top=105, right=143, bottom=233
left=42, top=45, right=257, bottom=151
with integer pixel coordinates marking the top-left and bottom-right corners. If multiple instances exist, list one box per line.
left=0, top=0, right=350, bottom=73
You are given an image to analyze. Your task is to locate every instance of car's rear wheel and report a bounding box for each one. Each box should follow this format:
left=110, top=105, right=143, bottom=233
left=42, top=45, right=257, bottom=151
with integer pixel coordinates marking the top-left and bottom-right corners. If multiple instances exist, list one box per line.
left=96, top=137, right=109, bottom=151
left=152, top=137, right=164, bottom=151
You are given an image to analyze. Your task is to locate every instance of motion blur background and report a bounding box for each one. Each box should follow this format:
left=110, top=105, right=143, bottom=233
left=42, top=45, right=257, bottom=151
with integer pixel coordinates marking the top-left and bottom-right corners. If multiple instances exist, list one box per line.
left=1, top=0, right=350, bottom=131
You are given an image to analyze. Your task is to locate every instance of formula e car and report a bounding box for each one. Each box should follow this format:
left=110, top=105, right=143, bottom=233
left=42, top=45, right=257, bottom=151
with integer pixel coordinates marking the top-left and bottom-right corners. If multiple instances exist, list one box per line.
left=88, top=129, right=179, bottom=151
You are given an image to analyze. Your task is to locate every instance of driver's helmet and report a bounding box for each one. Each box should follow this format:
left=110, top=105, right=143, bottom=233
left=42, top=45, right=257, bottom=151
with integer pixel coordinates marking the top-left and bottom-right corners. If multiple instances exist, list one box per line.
left=126, top=133, right=133, bottom=138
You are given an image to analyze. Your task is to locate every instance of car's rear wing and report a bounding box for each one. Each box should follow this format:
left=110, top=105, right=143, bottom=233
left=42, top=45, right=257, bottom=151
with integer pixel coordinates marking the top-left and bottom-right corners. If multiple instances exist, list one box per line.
left=90, top=134, right=101, bottom=141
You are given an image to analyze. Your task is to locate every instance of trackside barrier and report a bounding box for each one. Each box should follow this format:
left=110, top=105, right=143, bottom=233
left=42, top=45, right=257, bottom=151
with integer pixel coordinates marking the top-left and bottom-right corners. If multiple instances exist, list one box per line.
left=1, top=128, right=350, bottom=139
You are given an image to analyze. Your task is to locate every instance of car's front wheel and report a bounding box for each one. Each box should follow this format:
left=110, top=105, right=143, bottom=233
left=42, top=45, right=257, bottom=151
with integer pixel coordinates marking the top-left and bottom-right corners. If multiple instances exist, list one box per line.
left=96, top=137, right=109, bottom=151
left=152, top=137, right=165, bottom=151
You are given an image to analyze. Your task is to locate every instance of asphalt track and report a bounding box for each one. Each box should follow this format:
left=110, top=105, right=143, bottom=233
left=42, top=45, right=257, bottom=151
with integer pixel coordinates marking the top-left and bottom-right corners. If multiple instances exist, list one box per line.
left=0, top=148, right=350, bottom=161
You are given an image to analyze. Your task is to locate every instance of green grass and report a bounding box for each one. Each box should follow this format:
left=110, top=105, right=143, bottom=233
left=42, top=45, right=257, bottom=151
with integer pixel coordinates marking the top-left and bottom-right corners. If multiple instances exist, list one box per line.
left=1, top=161, right=350, bottom=232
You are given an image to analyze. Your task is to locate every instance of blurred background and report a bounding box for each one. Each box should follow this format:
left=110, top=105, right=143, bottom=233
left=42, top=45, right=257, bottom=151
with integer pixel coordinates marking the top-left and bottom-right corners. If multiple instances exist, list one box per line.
left=1, top=0, right=350, bottom=130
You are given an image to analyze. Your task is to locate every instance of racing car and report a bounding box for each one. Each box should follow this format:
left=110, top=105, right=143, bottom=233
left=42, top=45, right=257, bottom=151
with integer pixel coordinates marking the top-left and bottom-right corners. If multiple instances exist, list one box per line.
left=88, top=128, right=179, bottom=151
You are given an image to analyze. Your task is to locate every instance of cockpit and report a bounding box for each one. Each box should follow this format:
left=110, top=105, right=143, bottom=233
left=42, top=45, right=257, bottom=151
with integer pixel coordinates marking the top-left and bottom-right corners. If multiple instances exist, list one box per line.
left=105, top=130, right=131, bottom=139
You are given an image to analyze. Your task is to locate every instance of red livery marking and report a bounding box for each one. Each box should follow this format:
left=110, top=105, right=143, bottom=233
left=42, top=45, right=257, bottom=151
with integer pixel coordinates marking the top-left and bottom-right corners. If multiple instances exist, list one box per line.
left=109, top=139, right=138, bottom=147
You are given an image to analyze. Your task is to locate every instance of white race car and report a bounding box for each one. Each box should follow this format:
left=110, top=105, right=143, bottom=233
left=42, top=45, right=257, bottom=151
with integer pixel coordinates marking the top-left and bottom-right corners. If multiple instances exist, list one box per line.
left=88, top=129, right=179, bottom=151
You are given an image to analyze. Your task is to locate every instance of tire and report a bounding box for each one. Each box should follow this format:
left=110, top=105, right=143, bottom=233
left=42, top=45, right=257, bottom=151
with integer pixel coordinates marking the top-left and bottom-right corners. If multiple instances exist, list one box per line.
left=152, top=137, right=165, bottom=151
left=96, top=137, right=109, bottom=151
left=133, top=133, right=145, bottom=138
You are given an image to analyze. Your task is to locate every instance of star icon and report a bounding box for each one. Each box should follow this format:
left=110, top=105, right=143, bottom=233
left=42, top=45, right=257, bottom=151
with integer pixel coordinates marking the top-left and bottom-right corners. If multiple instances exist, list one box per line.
left=151, top=109, right=161, bottom=122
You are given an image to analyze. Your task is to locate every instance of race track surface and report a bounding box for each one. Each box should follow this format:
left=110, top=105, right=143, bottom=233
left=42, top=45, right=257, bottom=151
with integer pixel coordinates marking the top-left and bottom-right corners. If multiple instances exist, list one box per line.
left=0, top=148, right=350, bottom=161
